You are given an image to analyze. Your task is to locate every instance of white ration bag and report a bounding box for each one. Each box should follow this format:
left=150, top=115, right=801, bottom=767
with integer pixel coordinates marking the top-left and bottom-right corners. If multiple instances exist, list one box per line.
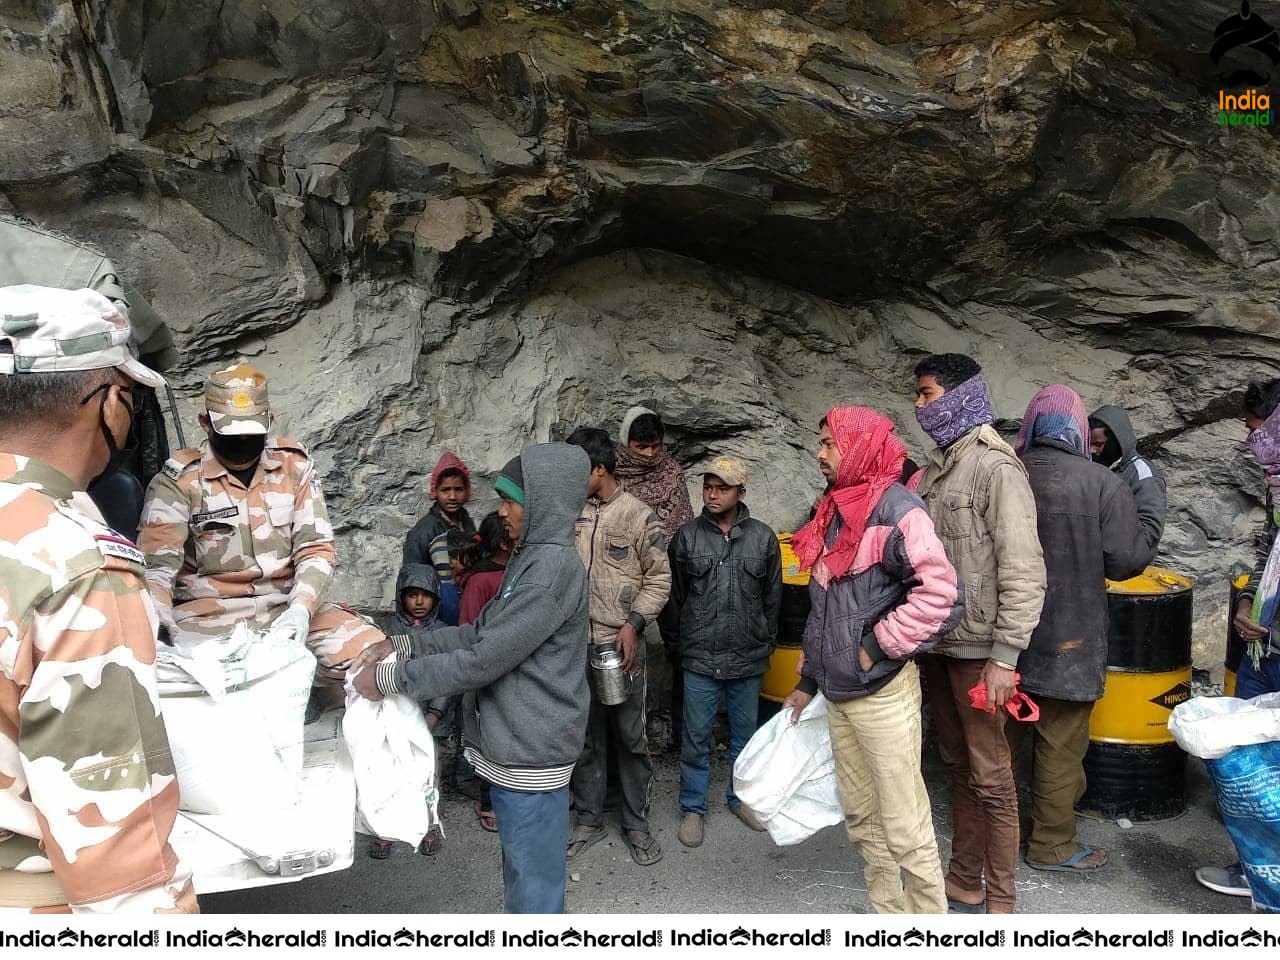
left=733, top=694, right=844, bottom=845
left=1169, top=692, right=1280, bottom=760
left=342, top=662, right=439, bottom=846
left=157, top=622, right=314, bottom=815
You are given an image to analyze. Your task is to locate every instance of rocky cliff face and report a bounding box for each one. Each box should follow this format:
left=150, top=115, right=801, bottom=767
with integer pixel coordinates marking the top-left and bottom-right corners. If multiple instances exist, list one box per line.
left=3, top=0, right=1277, bottom=662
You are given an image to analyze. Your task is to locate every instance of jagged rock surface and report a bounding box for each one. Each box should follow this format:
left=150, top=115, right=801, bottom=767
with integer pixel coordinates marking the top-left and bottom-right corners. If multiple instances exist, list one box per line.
left=2, top=0, right=1278, bottom=662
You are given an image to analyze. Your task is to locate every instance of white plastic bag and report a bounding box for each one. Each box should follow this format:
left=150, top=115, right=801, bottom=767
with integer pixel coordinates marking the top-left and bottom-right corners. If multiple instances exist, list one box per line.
left=157, top=622, right=314, bottom=815
left=342, top=667, right=439, bottom=846
left=1169, top=693, right=1280, bottom=760
left=733, top=694, right=844, bottom=845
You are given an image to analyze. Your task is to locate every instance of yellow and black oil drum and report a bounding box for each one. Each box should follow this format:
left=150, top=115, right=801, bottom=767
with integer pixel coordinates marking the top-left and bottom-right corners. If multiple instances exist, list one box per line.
left=761, top=533, right=811, bottom=703
left=1225, top=573, right=1251, bottom=697
left=1078, top=567, right=1194, bottom=821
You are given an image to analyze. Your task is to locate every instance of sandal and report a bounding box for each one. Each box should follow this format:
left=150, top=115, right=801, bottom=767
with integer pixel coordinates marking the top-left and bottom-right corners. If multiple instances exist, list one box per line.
left=475, top=801, right=498, bottom=833
left=1025, top=844, right=1108, bottom=873
left=418, top=826, right=444, bottom=856
left=624, top=829, right=663, bottom=867
left=565, top=824, right=608, bottom=860
left=369, top=839, right=393, bottom=860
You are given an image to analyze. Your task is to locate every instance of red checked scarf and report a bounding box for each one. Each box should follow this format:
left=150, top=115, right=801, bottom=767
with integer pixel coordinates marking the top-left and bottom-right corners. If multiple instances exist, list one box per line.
left=792, top=406, right=907, bottom=580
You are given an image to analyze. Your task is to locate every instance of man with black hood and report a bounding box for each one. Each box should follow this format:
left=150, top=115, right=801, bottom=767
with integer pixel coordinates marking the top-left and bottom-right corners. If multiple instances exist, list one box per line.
left=1089, top=406, right=1167, bottom=557
left=351, top=443, right=591, bottom=914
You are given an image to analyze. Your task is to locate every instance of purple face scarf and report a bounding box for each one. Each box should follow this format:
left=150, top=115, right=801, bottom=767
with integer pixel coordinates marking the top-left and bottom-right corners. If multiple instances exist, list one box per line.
left=915, top=373, right=996, bottom=449
left=1250, top=405, right=1280, bottom=475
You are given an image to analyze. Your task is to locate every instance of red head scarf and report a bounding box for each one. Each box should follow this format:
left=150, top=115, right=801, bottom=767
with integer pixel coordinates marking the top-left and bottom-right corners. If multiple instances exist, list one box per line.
left=792, top=407, right=908, bottom=580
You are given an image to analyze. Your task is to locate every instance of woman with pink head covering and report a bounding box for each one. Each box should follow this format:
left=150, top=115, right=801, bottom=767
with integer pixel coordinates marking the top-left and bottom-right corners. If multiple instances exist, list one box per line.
left=1010, top=385, right=1150, bottom=875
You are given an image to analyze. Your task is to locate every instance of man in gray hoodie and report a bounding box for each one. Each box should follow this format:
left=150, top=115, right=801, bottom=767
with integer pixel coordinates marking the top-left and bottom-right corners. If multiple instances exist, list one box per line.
left=1089, top=405, right=1167, bottom=558
left=351, top=443, right=591, bottom=913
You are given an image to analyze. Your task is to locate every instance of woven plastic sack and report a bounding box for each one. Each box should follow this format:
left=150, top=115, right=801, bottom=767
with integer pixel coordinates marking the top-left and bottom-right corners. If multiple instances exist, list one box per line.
left=1171, top=694, right=1280, bottom=912
left=342, top=667, right=439, bottom=846
left=157, top=622, right=312, bottom=814
left=733, top=694, right=843, bottom=845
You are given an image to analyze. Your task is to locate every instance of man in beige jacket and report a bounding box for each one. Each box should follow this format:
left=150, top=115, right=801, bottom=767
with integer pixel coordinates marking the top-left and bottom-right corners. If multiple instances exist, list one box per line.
left=913, top=354, right=1047, bottom=914
left=565, top=428, right=672, bottom=866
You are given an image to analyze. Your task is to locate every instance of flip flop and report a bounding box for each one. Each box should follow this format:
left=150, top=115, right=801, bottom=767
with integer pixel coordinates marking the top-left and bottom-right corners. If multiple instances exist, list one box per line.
left=565, top=825, right=608, bottom=860
left=624, top=830, right=663, bottom=867
left=418, top=827, right=444, bottom=856
left=1025, top=845, right=1108, bottom=873
left=474, top=801, right=498, bottom=833
left=369, top=839, right=393, bottom=860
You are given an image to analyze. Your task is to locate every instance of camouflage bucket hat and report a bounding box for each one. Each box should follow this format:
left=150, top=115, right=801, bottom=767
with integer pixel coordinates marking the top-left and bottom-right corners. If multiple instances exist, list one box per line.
left=0, top=284, right=165, bottom=387
left=206, top=364, right=270, bottom=435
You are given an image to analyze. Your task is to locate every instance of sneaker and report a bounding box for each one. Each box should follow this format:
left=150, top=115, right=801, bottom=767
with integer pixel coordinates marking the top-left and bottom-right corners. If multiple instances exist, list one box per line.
left=731, top=803, right=767, bottom=832
left=1196, top=863, right=1251, bottom=897
left=677, top=812, right=704, bottom=848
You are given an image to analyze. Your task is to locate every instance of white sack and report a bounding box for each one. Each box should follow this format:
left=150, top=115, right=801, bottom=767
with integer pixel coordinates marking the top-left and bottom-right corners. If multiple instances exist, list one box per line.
left=733, top=694, right=844, bottom=846
left=1169, top=693, right=1280, bottom=760
left=157, top=622, right=313, bottom=814
left=342, top=667, right=439, bottom=846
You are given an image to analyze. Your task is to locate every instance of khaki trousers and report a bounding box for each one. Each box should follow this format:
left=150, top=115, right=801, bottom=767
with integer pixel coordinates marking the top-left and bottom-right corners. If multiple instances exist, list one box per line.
left=1004, top=695, right=1094, bottom=865
left=826, top=661, right=947, bottom=914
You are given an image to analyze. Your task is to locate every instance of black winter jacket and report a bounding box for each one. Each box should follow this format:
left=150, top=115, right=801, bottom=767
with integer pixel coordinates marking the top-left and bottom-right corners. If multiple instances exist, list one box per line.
left=1018, top=439, right=1152, bottom=702
left=402, top=503, right=475, bottom=568
left=798, top=484, right=964, bottom=703
left=669, top=504, right=782, bottom=680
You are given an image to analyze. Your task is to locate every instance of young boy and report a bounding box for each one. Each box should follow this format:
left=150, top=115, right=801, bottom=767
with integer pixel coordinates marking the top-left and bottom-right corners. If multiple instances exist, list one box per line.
left=403, top=453, right=476, bottom=575
left=375, top=562, right=450, bottom=858
left=668, top=456, right=781, bottom=848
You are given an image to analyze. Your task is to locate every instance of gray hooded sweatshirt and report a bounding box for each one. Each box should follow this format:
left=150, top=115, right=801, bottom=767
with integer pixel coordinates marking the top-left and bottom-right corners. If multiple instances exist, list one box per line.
left=377, top=443, right=591, bottom=792
left=1090, top=405, right=1167, bottom=558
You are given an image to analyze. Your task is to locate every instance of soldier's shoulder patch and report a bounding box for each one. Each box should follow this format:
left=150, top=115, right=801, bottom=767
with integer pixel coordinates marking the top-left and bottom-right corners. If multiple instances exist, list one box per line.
left=94, top=533, right=146, bottom=567
left=162, top=448, right=203, bottom=479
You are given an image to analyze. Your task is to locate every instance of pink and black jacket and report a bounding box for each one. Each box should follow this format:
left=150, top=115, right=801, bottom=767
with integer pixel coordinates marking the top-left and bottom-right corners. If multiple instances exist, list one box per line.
left=797, top=484, right=963, bottom=702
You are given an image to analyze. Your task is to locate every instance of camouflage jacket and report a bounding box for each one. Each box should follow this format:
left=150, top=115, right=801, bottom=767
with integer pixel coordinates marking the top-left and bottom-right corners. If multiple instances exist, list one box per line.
left=138, top=436, right=336, bottom=633
left=0, top=454, right=195, bottom=913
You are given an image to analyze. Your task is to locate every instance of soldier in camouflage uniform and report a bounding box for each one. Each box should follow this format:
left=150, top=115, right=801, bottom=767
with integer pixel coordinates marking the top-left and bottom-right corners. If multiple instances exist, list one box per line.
left=139, top=364, right=381, bottom=681
left=0, top=284, right=196, bottom=913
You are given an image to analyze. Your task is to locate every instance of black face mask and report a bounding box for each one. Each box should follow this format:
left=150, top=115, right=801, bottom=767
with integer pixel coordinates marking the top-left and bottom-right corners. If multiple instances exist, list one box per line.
left=81, top=382, right=136, bottom=483
left=210, top=431, right=266, bottom=465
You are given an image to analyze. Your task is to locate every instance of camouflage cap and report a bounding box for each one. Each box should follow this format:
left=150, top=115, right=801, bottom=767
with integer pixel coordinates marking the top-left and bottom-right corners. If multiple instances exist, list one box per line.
left=705, top=455, right=748, bottom=488
left=0, top=284, right=165, bottom=388
left=205, top=364, right=270, bottom=435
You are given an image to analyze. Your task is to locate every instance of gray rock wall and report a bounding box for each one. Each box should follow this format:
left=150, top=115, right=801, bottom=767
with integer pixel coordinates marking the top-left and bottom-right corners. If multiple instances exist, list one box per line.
left=3, top=0, right=1278, bottom=664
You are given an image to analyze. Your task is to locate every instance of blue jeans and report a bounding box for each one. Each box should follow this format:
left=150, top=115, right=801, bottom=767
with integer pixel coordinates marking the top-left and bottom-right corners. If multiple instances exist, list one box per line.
left=1236, top=653, right=1280, bottom=700
left=488, top=785, right=569, bottom=913
left=679, top=671, right=762, bottom=816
